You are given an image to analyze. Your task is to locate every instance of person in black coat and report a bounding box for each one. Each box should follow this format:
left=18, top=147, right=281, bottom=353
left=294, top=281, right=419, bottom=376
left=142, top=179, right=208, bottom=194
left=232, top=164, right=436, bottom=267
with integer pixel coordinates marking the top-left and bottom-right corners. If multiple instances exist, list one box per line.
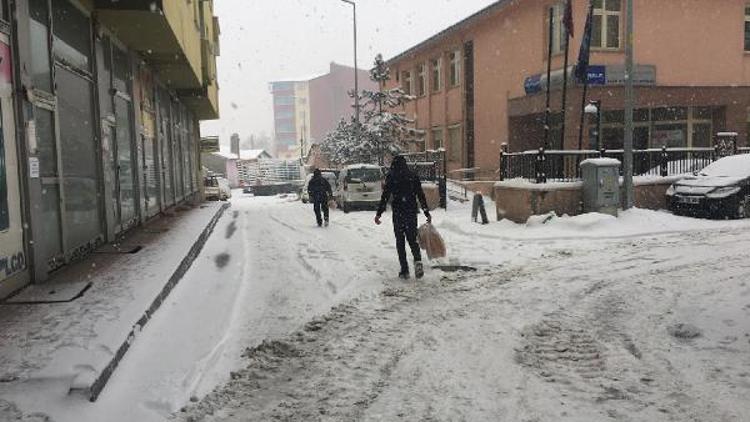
left=374, top=156, right=431, bottom=279
left=307, top=169, right=333, bottom=227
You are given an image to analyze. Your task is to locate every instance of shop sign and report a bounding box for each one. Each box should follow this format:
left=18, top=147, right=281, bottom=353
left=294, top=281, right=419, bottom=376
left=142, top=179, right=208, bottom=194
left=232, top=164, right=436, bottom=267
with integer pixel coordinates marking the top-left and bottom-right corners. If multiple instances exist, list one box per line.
left=0, top=38, right=11, bottom=97
left=0, top=251, right=25, bottom=281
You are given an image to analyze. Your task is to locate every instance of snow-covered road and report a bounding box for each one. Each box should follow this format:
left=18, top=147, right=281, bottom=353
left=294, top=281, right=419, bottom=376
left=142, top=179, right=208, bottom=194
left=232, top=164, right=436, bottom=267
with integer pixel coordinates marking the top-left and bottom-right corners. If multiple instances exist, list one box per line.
left=173, top=199, right=750, bottom=422
left=4, top=193, right=750, bottom=422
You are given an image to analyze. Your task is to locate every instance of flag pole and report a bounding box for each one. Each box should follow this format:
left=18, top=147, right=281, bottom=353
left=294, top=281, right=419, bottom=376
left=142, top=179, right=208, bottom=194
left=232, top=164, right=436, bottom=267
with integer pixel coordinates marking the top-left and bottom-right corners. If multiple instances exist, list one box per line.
left=560, top=1, right=572, bottom=150
left=543, top=8, right=554, bottom=150
left=577, top=0, right=595, bottom=150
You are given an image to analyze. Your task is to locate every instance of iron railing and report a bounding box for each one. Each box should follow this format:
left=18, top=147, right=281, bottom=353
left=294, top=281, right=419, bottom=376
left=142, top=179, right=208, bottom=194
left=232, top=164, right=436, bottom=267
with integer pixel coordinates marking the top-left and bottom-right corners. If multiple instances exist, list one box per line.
left=401, top=150, right=447, bottom=208
left=500, top=146, right=724, bottom=183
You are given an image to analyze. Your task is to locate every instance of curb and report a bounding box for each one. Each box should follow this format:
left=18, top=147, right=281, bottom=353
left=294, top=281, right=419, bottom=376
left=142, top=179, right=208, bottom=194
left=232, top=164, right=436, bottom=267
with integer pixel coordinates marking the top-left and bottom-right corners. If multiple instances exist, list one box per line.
left=87, top=202, right=231, bottom=402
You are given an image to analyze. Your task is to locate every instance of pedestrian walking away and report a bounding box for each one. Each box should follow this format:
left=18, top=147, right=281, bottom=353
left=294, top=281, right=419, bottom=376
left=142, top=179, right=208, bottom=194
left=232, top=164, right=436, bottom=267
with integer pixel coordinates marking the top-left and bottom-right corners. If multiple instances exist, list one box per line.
left=307, top=169, right=333, bottom=227
left=374, top=156, right=431, bottom=279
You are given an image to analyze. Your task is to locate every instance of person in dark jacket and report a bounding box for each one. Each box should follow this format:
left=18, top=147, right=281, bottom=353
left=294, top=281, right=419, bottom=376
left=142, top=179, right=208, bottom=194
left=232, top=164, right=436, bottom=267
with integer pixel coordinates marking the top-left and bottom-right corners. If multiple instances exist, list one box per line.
left=375, top=156, right=431, bottom=279
left=307, top=169, right=333, bottom=227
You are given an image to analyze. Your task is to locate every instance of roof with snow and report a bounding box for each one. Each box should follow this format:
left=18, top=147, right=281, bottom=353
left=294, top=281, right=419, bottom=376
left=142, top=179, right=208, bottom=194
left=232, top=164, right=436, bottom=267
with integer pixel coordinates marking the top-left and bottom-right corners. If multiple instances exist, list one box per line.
left=239, top=149, right=272, bottom=160
left=386, top=0, right=511, bottom=64
left=212, top=151, right=239, bottom=160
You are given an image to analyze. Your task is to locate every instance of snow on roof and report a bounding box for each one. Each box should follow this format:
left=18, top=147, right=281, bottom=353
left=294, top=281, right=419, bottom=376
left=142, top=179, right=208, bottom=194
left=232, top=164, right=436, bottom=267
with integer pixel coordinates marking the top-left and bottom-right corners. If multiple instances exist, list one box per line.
left=212, top=151, right=239, bottom=160
left=344, top=163, right=382, bottom=169
left=239, top=149, right=271, bottom=160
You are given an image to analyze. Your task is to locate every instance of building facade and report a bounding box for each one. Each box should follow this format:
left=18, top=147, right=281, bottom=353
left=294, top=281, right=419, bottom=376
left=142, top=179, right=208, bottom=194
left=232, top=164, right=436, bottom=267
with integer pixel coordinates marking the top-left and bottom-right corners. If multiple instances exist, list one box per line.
left=0, top=0, right=220, bottom=298
left=384, top=0, right=750, bottom=175
left=270, top=62, right=374, bottom=160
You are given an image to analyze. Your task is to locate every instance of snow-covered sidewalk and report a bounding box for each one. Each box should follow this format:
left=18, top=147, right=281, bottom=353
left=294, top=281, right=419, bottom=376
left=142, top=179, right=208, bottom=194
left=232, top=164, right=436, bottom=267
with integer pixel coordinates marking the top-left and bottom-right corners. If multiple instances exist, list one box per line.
left=0, top=202, right=227, bottom=418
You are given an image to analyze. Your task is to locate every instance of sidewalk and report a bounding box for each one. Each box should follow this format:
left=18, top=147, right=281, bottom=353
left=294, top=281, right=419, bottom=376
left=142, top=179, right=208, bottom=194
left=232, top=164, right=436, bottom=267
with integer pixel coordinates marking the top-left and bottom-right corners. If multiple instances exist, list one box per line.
left=0, top=202, right=229, bottom=406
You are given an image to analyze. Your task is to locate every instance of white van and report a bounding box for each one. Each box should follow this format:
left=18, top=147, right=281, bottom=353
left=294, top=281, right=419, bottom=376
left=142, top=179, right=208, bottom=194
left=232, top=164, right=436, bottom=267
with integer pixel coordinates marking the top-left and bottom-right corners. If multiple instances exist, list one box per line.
left=334, top=164, right=384, bottom=212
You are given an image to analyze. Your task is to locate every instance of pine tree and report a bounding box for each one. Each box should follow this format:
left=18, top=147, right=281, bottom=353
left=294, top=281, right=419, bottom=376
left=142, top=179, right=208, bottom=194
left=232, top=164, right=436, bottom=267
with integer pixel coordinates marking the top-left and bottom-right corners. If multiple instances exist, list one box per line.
left=320, top=54, right=423, bottom=166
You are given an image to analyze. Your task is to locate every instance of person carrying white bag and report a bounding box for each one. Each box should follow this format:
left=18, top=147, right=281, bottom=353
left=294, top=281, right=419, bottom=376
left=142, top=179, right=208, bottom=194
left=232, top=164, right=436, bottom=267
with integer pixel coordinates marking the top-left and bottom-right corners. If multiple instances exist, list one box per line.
left=374, top=156, right=431, bottom=280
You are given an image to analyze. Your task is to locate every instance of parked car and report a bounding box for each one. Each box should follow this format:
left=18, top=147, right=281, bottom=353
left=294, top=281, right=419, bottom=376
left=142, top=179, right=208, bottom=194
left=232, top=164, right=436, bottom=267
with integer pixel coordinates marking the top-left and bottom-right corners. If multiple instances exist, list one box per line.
left=204, top=175, right=231, bottom=201
left=666, top=154, right=750, bottom=219
left=301, top=171, right=338, bottom=203
left=334, top=164, right=384, bottom=213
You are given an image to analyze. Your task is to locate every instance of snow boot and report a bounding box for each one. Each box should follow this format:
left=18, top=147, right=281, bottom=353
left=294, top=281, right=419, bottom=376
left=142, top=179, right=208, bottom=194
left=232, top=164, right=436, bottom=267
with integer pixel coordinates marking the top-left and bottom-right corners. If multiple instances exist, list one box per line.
left=324, top=219, right=329, bottom=227
left=398, top=271, right=410, bottom=280
left=414, top=261, right=424, bottom=279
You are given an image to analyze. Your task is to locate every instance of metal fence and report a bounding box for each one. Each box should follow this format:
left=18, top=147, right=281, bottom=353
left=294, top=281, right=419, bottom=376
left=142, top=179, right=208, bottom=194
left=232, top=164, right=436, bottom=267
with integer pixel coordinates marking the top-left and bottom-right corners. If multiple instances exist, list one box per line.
left=401, top=150, right=447, bottom=208
left=500, top=146, right=726, bottom=183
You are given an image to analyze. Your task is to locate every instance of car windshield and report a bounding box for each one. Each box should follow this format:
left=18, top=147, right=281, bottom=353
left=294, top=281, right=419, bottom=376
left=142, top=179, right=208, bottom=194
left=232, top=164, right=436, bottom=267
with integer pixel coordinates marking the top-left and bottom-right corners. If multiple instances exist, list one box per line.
left=699, top=155, right=750, bottom=178
left=204, top=178, right=218, bottom=187
left=346, top=168, right=381, bottom=183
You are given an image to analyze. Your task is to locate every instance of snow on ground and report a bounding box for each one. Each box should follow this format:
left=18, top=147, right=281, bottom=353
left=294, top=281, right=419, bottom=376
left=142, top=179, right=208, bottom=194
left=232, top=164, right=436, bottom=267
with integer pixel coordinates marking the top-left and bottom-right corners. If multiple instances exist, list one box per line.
left=3, top=191, right=750, bottom=421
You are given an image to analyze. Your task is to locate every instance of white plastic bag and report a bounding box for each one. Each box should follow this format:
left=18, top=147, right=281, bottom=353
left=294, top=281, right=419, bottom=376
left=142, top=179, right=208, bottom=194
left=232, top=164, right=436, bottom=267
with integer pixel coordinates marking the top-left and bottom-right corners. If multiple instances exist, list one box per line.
left=417, top=223, right=447, bottom=260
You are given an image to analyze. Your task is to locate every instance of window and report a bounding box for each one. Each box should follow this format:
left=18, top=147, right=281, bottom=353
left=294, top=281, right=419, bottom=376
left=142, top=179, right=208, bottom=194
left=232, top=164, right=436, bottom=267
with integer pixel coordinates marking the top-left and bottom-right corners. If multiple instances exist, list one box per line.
left=29, top=0, right=52, bottom=92
left=448, top=125, right=462, bottom=161
left=449, top=50, right=461, bottom=87
left=431, top=127, right=444, bottom=150
left=745, top=6, right=750, bottom=51
left=416, top=63, right=426, bottom=96
left=548, top=3, right=567, bottom=54
left=275, top=96, right=295, bottom=105
left=431, top=58, right=442, bottom=92
left=0, top=105, right=7, bottom=232
left=592, top=0, right=621, bottom=49
left=402, top=71, right=412, bottom=95
left=52, top=0, right=92, bottom=71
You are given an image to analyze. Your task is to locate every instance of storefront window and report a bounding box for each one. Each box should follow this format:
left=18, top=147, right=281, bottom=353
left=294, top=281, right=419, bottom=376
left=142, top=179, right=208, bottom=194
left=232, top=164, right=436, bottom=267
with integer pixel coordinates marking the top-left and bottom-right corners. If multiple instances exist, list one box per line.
left=56, top=66, right=100, bottom=248
left=29, top=0, right=52, bottom=92
left=52, top=0, right=92, bottom=71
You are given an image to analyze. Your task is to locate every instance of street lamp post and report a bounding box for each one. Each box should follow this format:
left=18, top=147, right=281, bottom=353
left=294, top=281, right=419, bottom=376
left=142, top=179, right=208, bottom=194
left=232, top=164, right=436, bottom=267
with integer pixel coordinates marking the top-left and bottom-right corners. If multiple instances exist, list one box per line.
left=340, top=0, right=359, bottom=126
left=623, top=0, right=635, bottom=209
left=584, top=100, right=601, bottom=150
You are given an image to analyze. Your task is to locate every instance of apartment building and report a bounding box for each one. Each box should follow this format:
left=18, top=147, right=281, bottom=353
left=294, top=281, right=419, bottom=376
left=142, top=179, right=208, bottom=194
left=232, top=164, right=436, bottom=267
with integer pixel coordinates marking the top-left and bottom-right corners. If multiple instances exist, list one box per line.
left=385, top=0, right=750, bottom=174
left=0, top=0, right=220, bottom=298
left=270, top=62, right=375, bottom=159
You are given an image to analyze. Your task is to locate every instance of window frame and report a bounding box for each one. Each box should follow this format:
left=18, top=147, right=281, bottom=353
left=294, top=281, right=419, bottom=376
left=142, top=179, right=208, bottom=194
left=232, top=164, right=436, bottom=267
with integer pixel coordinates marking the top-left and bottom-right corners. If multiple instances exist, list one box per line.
left=745, top=5, right=750, bottom=51
left=548, top=2, right=567, bottom=55
left=449, top=50, right=461, bottom=87
left=431, top=57, right=443, bottom=92
left=447, top=124, right=462, bottom=161
left=416, top=63, right=426, bottom=97
left=592, top=0, right=622, bottom=50
left=431, top=127, right=444, bottom=150
left=402, top=70, right=412, bottom=95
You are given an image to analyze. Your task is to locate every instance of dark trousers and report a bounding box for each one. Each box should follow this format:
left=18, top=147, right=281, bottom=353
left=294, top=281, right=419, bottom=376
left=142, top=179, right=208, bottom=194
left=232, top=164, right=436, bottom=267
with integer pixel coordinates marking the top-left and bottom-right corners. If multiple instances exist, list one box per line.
left=313, top=199, right=329, bottom=226
left=393, top=211, right=421, bottom=273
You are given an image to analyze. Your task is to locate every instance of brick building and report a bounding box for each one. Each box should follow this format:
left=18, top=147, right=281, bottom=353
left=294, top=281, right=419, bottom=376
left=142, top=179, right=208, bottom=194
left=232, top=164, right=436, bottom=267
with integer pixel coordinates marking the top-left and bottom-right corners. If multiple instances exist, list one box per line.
left=384, top=0, right=750, bottom=175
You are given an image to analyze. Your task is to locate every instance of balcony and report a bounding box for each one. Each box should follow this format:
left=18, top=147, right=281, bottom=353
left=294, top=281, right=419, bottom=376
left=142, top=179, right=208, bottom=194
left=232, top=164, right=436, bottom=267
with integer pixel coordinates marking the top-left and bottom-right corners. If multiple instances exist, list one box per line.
left=95, top=0, right=203, bottom=90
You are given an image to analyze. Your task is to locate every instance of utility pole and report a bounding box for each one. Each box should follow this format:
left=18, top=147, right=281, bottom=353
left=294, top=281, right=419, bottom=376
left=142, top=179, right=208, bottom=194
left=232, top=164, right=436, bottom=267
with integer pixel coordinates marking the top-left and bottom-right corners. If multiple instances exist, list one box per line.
left=340, top=0, right=359, bottom=126
left=623, top=0, right=635, bottom=209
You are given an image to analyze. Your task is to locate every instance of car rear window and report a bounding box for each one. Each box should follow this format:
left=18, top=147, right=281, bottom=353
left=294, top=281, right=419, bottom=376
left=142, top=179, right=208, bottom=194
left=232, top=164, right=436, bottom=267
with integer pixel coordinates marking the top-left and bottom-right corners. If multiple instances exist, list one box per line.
left=699, top=155, right=750, bottom=178
left=346, top=168, right=382, bottom=183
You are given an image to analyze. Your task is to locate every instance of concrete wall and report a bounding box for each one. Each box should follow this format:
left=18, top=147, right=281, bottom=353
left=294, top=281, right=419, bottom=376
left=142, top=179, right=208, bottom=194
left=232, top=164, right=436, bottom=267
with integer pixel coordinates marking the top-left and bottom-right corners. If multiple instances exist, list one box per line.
left=494, top=178, right=676, bottom=223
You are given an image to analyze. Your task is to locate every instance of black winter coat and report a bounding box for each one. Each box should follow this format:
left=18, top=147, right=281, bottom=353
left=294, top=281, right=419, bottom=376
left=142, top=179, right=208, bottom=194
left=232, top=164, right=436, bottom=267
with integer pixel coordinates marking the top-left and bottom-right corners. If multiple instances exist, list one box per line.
left=376, top=170, right=429, bottom=216
left=307, top=175, right=332, bottom=203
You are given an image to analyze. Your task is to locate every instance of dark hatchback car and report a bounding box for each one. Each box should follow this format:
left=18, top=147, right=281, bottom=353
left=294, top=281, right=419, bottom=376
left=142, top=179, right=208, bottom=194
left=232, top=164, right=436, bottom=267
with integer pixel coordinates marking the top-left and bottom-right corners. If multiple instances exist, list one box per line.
left=666, top=154, right=750, bottom=219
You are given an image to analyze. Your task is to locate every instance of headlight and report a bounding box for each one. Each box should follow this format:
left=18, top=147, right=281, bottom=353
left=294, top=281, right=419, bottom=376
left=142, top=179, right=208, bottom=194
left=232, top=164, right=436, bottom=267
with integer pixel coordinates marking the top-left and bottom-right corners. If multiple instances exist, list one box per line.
left=666, top=185, right=676, bottom=196
left=706, top=186, right=741, bottom=199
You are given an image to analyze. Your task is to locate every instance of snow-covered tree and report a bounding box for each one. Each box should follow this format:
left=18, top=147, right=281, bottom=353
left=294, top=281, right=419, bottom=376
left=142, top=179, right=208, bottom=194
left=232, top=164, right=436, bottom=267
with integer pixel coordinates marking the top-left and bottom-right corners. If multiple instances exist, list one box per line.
left=320, top=54, right=424, bottom=166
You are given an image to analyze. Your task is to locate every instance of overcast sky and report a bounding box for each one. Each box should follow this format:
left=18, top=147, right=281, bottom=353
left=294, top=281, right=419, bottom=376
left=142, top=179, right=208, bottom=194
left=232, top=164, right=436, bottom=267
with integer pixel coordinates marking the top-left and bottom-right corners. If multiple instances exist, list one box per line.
left=200, top=0, right=497, bottom=146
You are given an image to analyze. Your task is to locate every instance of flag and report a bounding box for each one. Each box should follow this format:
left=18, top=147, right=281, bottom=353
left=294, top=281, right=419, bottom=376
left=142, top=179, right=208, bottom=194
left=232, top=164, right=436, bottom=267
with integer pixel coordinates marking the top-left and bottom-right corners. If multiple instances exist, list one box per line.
left=563, top=0, right=574, bottom=38
left=575, top=0, right=594, bottom=83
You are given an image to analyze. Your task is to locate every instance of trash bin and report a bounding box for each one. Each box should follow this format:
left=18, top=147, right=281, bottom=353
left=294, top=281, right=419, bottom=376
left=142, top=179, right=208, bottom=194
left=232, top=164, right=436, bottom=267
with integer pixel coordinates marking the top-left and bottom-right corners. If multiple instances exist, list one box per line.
left=580, top=158, right=621, bottom=216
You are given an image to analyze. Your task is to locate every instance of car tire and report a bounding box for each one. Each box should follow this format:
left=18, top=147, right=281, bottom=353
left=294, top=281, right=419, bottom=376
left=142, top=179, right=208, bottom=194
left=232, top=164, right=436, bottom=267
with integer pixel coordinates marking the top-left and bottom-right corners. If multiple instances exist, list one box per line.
left=302, top=198, right=308, bottom=204
left=343, top=202, right=350, bottom=213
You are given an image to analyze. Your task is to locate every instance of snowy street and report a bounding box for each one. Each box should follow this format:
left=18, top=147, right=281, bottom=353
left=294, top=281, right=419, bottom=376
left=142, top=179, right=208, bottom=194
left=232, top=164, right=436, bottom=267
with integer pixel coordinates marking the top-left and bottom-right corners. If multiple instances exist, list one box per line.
left=163, top=194, right=750, bottom=421
left=3, top=193, right=750, bottom=421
